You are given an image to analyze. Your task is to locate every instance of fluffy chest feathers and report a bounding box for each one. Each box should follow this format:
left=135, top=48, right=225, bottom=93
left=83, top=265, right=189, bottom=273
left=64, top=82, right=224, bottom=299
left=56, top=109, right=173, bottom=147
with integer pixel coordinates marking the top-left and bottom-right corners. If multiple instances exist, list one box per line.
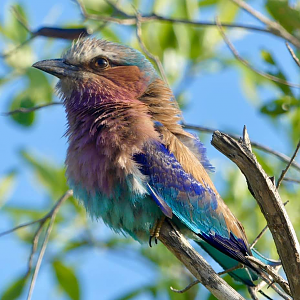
left=64, top=90, right=159, bottom=195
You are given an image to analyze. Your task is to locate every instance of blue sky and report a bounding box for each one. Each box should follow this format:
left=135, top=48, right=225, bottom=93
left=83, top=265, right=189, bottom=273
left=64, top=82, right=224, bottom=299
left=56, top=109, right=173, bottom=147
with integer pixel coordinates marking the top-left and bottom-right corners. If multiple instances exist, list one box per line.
left=0, top=0, right=299, bottom=299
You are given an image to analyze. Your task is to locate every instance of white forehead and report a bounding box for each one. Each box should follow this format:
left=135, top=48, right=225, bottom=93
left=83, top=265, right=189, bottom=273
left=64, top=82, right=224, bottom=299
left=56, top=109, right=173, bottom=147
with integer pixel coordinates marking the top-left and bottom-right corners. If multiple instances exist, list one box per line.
left=62, top=38, right=135, bottom=65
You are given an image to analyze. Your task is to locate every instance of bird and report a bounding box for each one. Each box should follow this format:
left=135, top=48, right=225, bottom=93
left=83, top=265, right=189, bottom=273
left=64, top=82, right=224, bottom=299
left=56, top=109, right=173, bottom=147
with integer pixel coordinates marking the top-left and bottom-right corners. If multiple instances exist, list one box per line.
left=32, top=38, right=280, bottom=287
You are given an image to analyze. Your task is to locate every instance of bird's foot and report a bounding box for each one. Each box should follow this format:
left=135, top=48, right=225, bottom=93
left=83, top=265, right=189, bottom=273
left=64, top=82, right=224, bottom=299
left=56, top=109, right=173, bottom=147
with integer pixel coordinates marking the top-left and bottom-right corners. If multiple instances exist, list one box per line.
left=149, top=216, right=165, bottom=247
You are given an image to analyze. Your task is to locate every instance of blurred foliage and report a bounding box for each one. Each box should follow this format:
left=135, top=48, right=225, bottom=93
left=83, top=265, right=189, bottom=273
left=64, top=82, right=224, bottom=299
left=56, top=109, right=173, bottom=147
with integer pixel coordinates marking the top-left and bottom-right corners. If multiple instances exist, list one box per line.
left=0, top=0, right=300, bottom=300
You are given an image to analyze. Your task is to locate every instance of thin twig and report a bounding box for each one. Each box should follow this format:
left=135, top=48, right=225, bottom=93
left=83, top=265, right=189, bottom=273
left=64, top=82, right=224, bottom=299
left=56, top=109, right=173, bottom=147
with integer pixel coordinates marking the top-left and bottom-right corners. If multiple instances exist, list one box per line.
left=215, top=17, right=300, bottom=88
left=26, top=190, right=73, bottom=300
left=1, top=36, right=35, bottom=59
left=170, top=279, right=199, bottom=293
left=75, top=0, right=269, bottom=32
left=27, top=223, right=45, bottom=276
left=3, top=102, right=62, bottom=116
left=247, top=256, right=291, bottom=296
left=0, top=218, right=44, bottom=238
left=134, top=11, right=183, bottom=120
left=277, top=140, right=300, bottom=188
left=218, top=264, right=244, bottom=276
left=182, top=123, right=300, bottom=172
left=230, top=0, right=300, bottom=49
left=75, top=0, right=300, bottom=49
left=0, top=189, right=72, bottom=238
left=135, top=12, right=168, bottom=85
left=286, top=43, right=300, bottom=67
left=11, top=6, right=31, bottom=32
left=250, top=200, right=289, bottom=249
left=283, top=177, right=300, bottom=184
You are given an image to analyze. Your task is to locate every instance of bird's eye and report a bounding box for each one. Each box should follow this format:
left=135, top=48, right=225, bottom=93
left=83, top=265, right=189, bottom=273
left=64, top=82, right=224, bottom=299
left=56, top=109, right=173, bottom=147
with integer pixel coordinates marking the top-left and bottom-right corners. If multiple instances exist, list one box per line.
left=94, top=57, right=109, bottom=69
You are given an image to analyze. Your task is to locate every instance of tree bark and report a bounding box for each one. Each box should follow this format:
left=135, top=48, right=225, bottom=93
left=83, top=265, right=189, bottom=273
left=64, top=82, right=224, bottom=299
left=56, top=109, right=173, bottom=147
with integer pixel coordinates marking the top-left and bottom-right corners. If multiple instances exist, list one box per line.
left=211, top=130, right=300, bottom=299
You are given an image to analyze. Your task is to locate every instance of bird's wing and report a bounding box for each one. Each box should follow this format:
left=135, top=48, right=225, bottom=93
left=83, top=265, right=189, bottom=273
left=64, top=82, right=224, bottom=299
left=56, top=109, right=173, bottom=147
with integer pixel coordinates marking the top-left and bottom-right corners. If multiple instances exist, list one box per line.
left=176, top=133, right=215, bottom=173
left=134, top=140, right=251, bottom=264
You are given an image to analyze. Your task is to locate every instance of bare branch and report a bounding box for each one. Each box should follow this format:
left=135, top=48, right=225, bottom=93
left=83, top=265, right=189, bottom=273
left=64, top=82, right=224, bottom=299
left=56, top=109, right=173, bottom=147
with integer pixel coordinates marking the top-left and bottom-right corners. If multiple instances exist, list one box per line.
left=211, top=130, right=300, bottom=299
left=182, top=123, right=300, bottom=172
left=277, top=140, right=300, bottom=188
left=286, top=43, right=300, bottom=68
left=159, top=221, right=245, bottom=300
left=215, top=17, right=300, bottom=88
left=230, top=0, right=300, bottom=49
left=3, top=102, right=62, bottom=116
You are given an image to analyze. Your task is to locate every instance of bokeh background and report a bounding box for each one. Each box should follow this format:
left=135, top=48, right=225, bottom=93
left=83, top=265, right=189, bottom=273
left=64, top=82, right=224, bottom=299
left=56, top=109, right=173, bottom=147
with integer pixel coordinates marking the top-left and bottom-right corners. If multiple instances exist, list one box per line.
left=0, top=0, right=300, bottom=299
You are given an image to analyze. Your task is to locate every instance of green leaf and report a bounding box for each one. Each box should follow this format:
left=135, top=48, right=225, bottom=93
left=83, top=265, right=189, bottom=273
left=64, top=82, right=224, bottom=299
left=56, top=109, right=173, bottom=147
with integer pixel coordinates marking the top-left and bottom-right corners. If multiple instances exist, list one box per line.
left=261, top=49, right=276, bottom=65
left=0, top=170, right=17, bottom=207
left=115, top=285, right=157, bottom=300
left=20, top=150, right=68, bottom=198
left=266, top=0, right=300, bottom=33
left=52, top=261, right=80, bottom=300
left=2, top=4, right=29, bottom=43
left=63, top=241, right=89, bottom=253
left=260, top=96, right=299, bottom=116
left=26, top=68, right=53, bottom=103
left=1, top=276, right=27, bottom=300
left=10, top=92, right=35, bottom=127
left=198, top=0, right=218, bottom=7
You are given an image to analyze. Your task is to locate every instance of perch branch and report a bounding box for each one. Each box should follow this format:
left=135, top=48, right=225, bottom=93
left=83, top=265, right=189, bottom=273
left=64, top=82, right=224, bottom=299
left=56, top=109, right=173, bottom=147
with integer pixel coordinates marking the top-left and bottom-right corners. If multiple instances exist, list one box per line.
left=170, top=264, right=244, bottom=294
left=159, top=221, right=245, bottom=300
left=211, top=129, right=300, bottom=299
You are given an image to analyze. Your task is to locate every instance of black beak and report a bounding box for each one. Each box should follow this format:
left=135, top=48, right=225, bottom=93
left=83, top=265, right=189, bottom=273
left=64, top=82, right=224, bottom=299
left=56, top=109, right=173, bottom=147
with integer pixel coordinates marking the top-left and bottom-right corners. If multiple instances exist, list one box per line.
left=32, top=59, right=80, bottom=78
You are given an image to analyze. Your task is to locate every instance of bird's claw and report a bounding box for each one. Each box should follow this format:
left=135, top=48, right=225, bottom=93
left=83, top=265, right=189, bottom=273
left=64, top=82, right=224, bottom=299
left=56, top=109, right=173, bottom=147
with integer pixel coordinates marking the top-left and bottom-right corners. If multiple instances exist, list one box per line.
left=149, top=217, right=165, bottom=247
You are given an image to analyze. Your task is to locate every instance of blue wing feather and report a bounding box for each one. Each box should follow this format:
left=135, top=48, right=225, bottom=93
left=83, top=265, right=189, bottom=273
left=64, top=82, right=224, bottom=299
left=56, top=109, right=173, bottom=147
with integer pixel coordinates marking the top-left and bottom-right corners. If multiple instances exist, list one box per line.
left=135, top=141, right=228, bottom=237
left=134, top=140, right=251, bottom=265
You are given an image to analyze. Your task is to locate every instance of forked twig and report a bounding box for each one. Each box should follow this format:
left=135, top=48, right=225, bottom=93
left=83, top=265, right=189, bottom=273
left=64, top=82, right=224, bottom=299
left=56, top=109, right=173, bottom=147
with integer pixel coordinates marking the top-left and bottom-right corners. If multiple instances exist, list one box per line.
left=26, top=190, right=73, bottom=300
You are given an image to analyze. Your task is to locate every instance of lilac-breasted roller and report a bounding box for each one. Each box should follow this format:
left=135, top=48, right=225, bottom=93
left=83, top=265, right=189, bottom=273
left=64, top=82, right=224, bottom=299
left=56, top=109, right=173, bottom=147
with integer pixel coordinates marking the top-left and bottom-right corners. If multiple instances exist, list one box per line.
left=33, top=39, right=279, bottom=287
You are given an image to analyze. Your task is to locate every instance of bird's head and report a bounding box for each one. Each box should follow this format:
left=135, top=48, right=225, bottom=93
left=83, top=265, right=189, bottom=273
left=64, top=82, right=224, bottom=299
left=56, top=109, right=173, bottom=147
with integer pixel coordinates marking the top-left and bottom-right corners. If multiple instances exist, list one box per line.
left=32, top=38, right=158, bottom=107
